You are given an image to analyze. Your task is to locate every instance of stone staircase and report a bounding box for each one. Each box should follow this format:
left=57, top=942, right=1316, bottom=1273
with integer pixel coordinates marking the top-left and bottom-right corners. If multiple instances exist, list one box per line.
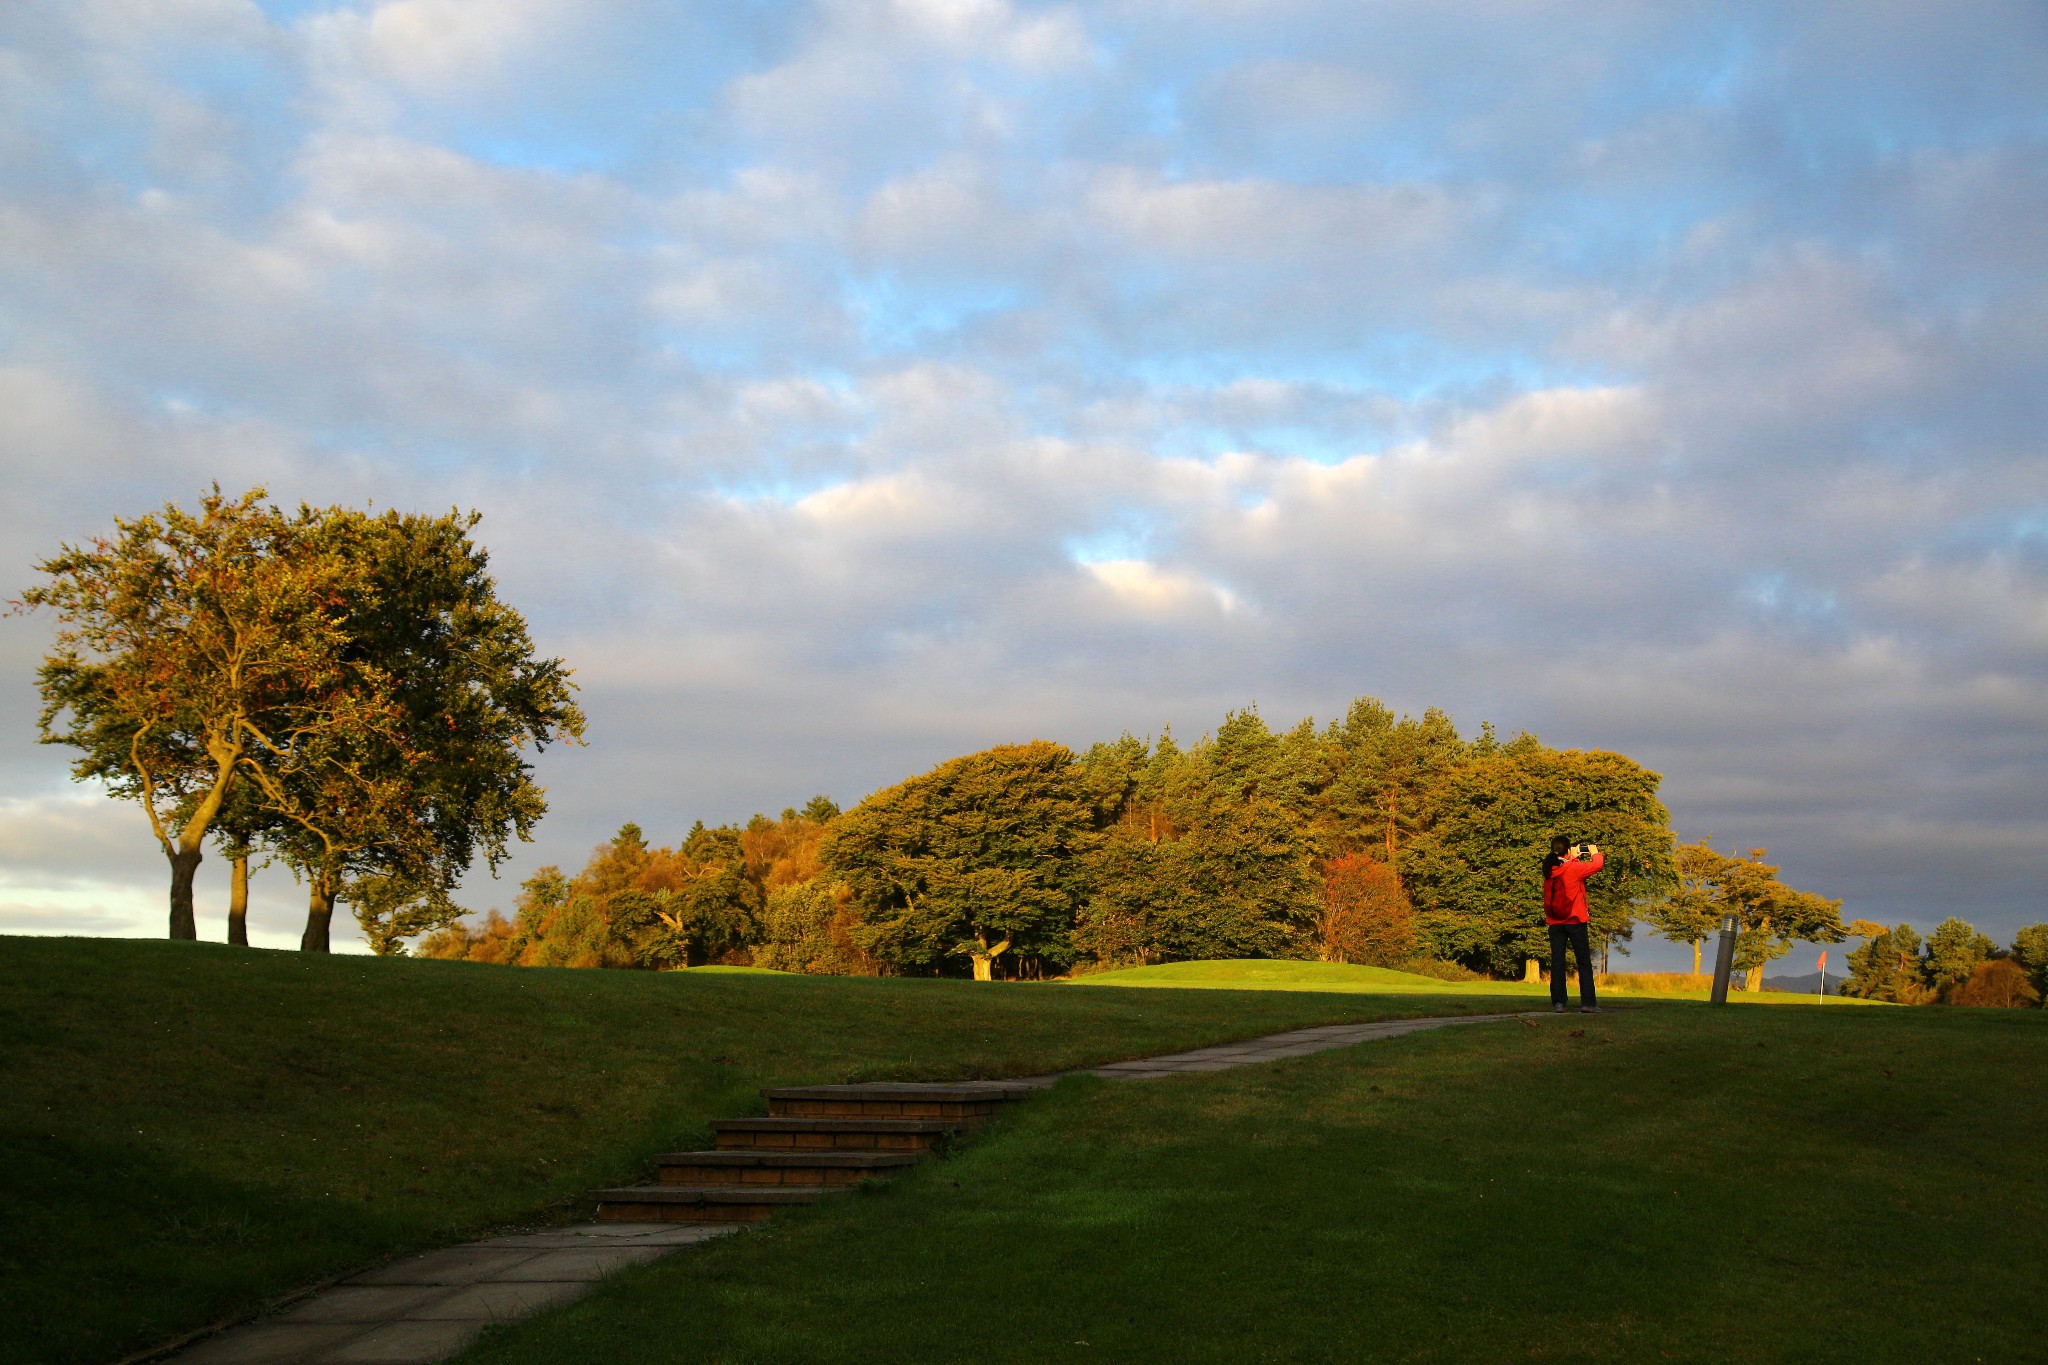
left=593, top=1080, right=1045, bottom=1224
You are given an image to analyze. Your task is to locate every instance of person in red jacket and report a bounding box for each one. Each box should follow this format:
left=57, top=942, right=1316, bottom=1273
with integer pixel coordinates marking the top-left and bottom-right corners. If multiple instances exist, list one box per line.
left=1542, top=835, right=1604, bottom=1013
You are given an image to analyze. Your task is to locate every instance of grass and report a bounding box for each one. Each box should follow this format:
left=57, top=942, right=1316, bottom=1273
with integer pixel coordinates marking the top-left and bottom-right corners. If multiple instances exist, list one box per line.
left=455, top=1001, right=2048, bottom=1365
left=1070, top=959, right=1880, bottom=1006
left=0, top=937, right=1530, bottom=1365
left=1067, top=960, right=1518, bottom=994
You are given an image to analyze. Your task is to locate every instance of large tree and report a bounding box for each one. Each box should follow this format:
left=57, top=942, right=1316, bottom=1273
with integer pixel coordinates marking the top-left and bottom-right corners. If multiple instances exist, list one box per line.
left=21, top=488, right=365, bottom=939
left=826, top=741, right=1097, bottom=979
left=249, top=505, right=585, bottom=951
left=1073, top=717, right=1321, bottom=965
left=1402, top=749, right=1677, bottom=976
left=2011, top=923, right=2048, bottom=1002
left=1317, top=699, right=1478, bottom=868
left=1641, top=842, right=1735, bottom=974
left=1921, top=917, right=1998, bottom=999
left=1842, top=921, right=1933, bottom=1003
left=1667, top=843, right=1846, bottom=991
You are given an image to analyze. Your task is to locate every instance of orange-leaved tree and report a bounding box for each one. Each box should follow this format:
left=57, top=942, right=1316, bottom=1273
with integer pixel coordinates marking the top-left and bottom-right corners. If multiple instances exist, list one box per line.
left=1949, top=959, right=2041, bottom=1009
left=1317, top=853, right=1417, bottom=967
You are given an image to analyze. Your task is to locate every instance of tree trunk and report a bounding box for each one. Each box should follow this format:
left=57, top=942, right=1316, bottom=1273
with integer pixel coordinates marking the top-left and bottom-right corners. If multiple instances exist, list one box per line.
left=301, top=871, right=336, bottom=953
left=968, top=928, right=1012, bottom=982
left=1745, top=965, right=1763, bottom=992
left=1691, top=940, right=1702, bottom=975
left=167, top=845, right=202, bottom=941
left=1524, top=958, right=1542, bottom=983
left=228, top=852, right=249, bottom=947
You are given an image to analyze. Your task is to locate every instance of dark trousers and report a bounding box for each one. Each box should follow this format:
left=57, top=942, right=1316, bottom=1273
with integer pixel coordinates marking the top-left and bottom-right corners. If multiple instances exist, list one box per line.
left=1549, top=922, right=1597, bottom=1007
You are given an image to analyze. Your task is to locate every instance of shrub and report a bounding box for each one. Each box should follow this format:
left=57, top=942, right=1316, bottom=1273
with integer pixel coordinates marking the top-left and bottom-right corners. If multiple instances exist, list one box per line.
left=1397, top=956, right=1485, bottom=983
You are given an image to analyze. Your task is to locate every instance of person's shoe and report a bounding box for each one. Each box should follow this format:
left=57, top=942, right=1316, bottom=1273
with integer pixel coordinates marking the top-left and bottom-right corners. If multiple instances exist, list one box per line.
left=1552, top=1003, right=1568, bottom=1013
left=1580, top=1005, right=1601, bottom=1013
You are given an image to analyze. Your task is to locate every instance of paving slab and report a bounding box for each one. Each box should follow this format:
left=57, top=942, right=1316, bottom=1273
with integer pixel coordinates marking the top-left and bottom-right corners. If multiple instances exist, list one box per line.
left=490, top=1246, right=670, bottom=1281
left=317, top=1319, right=488, bottom=1364
left=272, top=1287, right=452, bottom=1325
left=408, top=1281, right=591, bottom=1320
left=173, top=1323, right=363, bottom=1365
left=343, top=1248, right=540, bottom=1287
left=472, top=1224, right=734, bottom=1250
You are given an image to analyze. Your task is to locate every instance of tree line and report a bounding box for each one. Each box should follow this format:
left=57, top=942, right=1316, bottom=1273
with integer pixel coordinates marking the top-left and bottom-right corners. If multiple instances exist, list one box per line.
left=1839, top=918, right=2046, bottom=1007
left=31, top=490, right=2031, bottom=1000
left=20, top=488, right=584, bottom=951
left=422, top=699, right=1870, bottom=989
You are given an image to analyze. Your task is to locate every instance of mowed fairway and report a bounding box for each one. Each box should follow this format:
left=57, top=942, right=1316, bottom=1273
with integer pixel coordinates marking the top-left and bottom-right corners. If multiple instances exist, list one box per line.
left=1069, top=959, right=1880, bottom=1006
left=0, top=938, right=1529, bottom=1365
left=457, top=1001, right=2048, bottom=1365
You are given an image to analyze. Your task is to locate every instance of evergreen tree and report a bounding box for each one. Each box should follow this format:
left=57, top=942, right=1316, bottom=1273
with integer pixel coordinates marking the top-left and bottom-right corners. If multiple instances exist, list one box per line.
left=1403, top=749, right=1676, bottom=976
left=1842, top=922, right=1932, bottom=1003
left=1922, top=917, right=1998, bottom=999
left=2011, top=923, right=2048, bottom=1003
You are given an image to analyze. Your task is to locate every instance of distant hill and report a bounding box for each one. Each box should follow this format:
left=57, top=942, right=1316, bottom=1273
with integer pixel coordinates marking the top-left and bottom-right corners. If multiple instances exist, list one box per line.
left=1763, top=970, right=1846, bottom=996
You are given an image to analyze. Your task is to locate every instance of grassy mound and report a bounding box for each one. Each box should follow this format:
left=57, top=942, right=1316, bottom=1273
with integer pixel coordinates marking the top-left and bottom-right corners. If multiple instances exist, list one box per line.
left=1070, top=959, right=1509, bottom=993
left=457, top=1003, right=2048, bottom=1365
left=0, top=936, right=1527, bottom=1365
left=1074, top=958, right=1880, bottom=1005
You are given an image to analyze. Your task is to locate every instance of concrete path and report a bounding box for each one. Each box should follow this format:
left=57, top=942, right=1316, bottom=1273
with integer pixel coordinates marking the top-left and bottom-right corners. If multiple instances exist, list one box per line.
left=166, top=1009, right=1522, bottom=1365
left=1027, top=1011, right=1523, bottom=1083
left=169, top=1223, right=739, bottom=1365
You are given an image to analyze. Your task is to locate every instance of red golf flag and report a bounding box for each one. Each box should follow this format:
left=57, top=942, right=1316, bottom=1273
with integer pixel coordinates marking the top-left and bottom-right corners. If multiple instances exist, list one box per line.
left=1817, top=950, right=1827, bottom=971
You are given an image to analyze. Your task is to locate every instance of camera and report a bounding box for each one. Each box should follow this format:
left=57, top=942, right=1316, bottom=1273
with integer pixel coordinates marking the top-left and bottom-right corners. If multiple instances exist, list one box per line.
left=1575, top=843, right=1594, bottom=857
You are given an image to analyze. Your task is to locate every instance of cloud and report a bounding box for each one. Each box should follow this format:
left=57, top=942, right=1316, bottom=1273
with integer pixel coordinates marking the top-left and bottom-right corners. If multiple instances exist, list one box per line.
left=1081, top=558, right=1238, bottom=617
left=2, top=0, right=2046, bottom=959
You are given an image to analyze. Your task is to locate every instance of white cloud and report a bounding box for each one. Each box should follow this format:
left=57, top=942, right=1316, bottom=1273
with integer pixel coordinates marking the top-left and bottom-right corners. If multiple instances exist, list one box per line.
left=1082, top=558, right=1239, bottom=616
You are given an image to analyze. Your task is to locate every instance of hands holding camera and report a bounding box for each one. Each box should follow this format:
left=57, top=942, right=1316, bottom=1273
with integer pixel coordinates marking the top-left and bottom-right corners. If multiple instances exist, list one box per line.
left=1574, top=842, right=1600, bottom=859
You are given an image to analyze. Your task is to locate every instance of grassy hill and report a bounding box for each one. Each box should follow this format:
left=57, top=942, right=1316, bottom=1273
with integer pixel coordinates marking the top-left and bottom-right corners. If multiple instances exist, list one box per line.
left=456, top=995, right=2048, bottom=1365
left=0, top=937, right=1530, bottom=1365
left=1069, top=959, right=1505, bottom=993
left=1072, top=958, right=1881, bottom=1005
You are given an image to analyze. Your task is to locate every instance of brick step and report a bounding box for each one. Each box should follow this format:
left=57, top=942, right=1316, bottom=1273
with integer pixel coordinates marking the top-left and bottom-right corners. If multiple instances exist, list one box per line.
left=655, top=1150, right=923, bottom=1186
left=594, top=1184, right=837, bottom=1224
left=762, top=1081, right=1045, bottom=1120
left=712, top=1116, right=968, bottom=1153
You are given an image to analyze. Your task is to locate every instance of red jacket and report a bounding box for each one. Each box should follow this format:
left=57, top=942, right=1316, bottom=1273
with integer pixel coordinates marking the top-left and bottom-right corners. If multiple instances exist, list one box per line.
left=1543, top=851, right=1603, bottom=925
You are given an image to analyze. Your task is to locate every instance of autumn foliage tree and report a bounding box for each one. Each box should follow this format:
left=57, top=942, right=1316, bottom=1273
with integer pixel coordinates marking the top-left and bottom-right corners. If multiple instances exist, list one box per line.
left=1949, top=959, right=2041, bottom=1009
left=1317, top=853, right=1417, bottom=967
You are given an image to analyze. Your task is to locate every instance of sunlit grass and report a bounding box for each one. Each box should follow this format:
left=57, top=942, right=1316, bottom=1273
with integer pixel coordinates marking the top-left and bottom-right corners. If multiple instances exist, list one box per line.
left=1069, top=958, right=1881, bottom=1005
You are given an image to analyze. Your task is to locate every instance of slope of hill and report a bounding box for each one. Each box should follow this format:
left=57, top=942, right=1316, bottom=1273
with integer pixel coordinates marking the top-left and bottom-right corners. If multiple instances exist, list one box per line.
left=463, top=1002, right=2048, bottom=1365
left=0, top=935, right=1518, bottom=1365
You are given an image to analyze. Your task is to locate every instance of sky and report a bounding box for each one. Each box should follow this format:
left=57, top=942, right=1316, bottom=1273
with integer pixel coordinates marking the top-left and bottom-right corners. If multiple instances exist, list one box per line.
left=2, top=0, right=2044, bottom=967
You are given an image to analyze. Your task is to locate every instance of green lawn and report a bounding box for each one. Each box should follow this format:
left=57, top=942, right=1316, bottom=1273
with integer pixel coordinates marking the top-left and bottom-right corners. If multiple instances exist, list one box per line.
left=0, top=937, right=1529, bottom=1365
left=1069, top=959, right=1524, bottom=993
left=1069, top=958, right=1883, bottom=1006
left=456, top=1001, right=2047, bottom=1365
